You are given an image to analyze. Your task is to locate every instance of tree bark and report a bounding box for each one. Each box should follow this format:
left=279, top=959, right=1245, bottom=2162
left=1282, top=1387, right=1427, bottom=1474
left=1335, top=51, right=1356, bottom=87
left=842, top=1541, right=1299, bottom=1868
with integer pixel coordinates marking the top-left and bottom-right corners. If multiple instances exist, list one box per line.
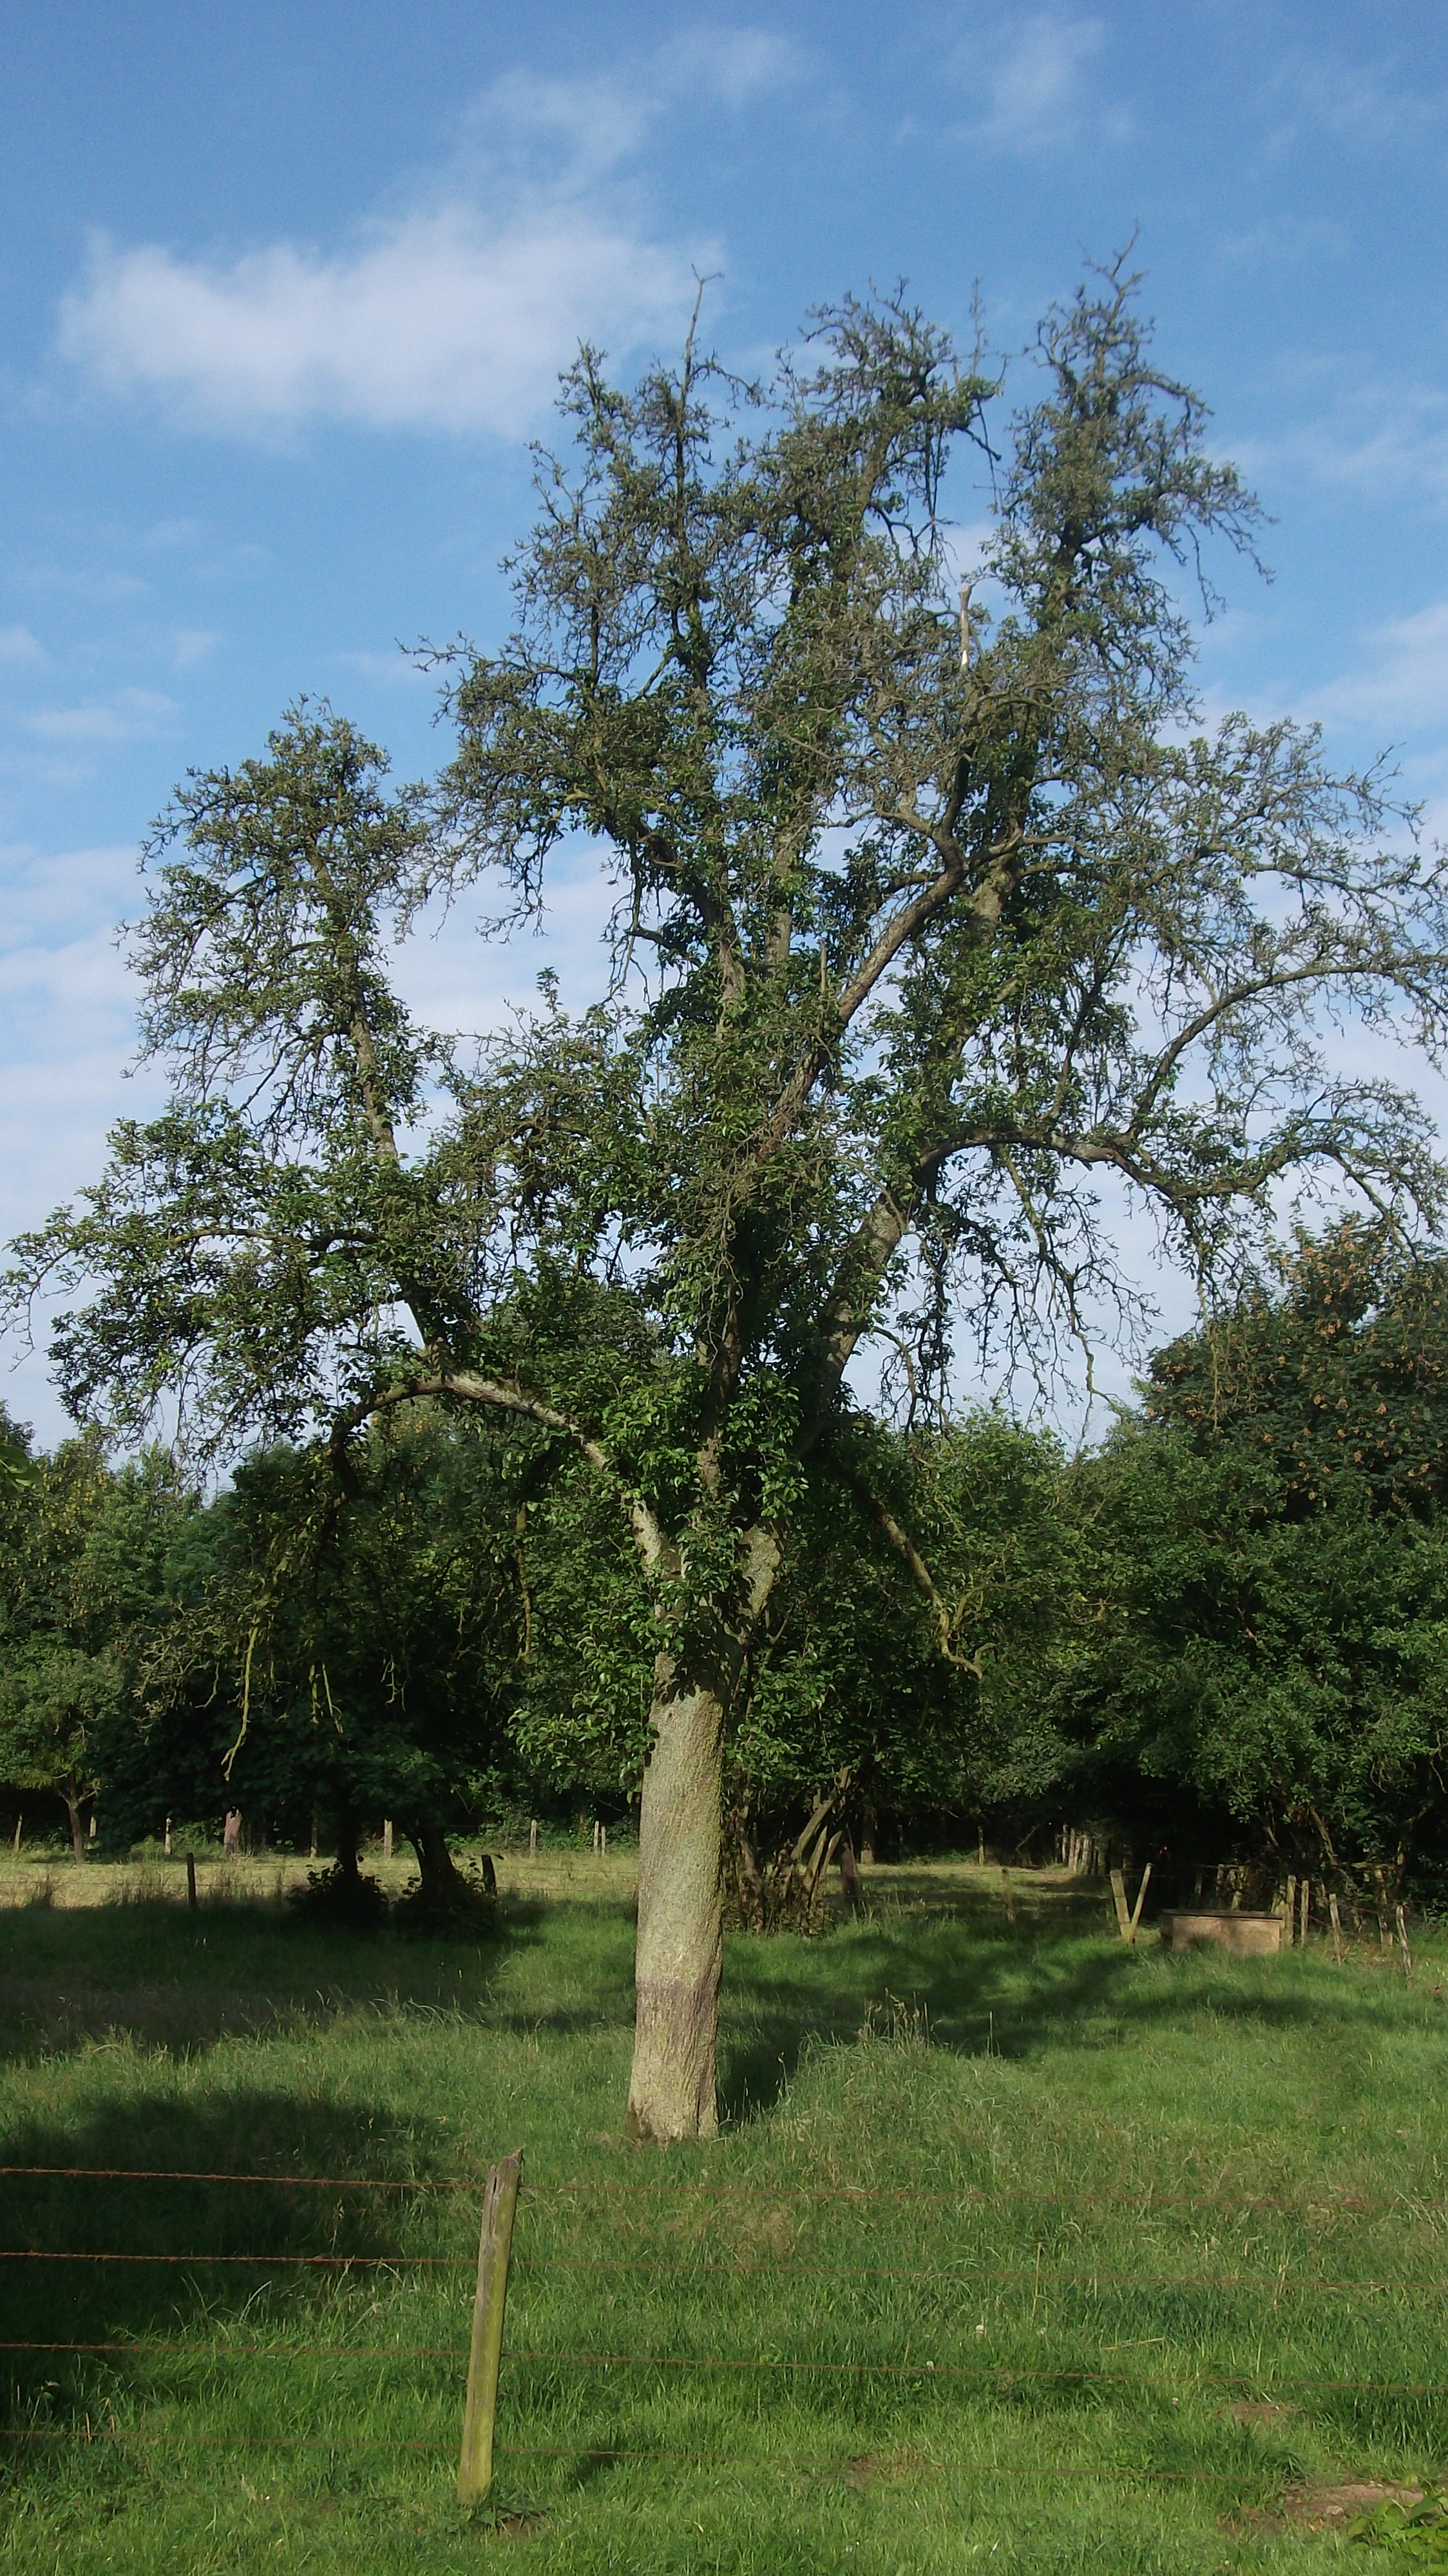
left=410, top=1815, right=464, bottom=1904
left=627, top=1661, right=726, bottom=2144
left=64, top=1797, right=86, bottom=1865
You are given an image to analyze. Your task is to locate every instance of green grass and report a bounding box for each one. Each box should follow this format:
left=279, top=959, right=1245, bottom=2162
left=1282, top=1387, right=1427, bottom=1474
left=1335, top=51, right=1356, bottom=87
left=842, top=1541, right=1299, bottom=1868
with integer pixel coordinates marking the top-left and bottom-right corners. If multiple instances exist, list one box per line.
left=0, top=1854, right=1445, bottom=2571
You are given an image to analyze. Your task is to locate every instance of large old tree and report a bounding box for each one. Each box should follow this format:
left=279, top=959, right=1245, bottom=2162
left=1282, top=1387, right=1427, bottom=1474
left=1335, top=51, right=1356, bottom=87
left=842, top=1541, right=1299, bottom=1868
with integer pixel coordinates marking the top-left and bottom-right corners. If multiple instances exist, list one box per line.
left=12, top=267, right=1448, bottom=2137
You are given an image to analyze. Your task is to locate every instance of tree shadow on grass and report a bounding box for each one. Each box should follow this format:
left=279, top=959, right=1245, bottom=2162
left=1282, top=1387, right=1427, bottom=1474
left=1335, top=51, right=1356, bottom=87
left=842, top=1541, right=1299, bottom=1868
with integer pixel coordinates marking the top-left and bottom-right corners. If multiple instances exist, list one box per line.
left=0, top=2084, right=469, bottom=2440
left=0, top=1891, right=549, bottom=2069
left=718, top=1911, right=1416, bottom=2125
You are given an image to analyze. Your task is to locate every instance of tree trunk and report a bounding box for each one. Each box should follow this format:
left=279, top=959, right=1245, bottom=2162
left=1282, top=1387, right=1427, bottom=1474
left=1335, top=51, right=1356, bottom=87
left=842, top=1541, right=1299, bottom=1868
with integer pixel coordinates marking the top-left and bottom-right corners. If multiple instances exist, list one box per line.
left=64, top=1797, right=86, bottom=1865
left=410, top=1815, right=464, bottom=1903
left=627, top=1662, right=725, bottom=2145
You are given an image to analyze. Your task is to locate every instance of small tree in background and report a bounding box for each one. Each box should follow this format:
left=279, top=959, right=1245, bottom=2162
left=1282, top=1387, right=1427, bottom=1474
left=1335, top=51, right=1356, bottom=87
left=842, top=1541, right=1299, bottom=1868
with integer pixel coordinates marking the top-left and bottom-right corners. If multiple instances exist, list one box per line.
left=12, top=265, right=1448, bottom=2137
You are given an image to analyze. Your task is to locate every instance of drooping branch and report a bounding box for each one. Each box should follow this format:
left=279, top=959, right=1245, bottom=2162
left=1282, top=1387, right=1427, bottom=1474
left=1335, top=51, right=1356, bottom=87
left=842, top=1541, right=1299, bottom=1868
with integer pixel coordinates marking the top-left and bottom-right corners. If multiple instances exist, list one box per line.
left=330, top=1371, right=672, bottom=1576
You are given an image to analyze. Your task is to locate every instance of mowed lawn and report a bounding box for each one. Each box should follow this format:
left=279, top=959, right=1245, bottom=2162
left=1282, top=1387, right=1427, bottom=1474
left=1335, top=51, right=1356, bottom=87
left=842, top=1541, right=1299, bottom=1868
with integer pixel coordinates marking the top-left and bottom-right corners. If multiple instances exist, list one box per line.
left=0, top=1852, right=1445, bottom=2573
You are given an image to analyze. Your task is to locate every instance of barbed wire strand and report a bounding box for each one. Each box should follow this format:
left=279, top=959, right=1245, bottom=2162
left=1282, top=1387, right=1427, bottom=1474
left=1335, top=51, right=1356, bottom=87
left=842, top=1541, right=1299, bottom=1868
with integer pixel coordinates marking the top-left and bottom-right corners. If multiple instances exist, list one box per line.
left=0, top=2166, right=1439, bottom=2215
left=0, top=2425, right=1322, bottom=2483
left=2, top=2340, right=1448, bottom=2396
left=1, top=2249, right=1444, bottom=2294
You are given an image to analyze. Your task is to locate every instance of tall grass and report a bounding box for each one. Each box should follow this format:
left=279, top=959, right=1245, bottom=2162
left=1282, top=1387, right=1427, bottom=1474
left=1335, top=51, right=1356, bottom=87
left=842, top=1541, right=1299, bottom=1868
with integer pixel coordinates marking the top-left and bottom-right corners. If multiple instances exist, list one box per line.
left=0, top=1857, right=1443, bottom=2570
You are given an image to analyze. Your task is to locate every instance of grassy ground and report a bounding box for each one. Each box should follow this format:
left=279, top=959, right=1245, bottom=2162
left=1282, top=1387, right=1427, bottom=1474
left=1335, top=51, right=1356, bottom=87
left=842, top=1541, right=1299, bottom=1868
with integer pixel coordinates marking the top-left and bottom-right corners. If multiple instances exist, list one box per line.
left=0, top=1850, right=1444, bottom=2573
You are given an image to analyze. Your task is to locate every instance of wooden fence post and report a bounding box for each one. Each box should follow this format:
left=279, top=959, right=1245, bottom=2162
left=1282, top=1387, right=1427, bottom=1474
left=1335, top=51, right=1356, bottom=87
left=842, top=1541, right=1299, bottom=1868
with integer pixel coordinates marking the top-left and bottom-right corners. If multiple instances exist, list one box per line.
left=1328, top=1891, right=1344, bottom=1966
left=1127, top=1862, right=1152, bottom=1944
left=457, top=2149, right=524, bottom=2507
left=1396, top=1904, right=1413, bottom=1984
left=1284, top=1875, right=1297, bottom=1945
left=1109, top=1867, right=1132, bottom=1943
left=186, top=1854, right=198, bottom=1913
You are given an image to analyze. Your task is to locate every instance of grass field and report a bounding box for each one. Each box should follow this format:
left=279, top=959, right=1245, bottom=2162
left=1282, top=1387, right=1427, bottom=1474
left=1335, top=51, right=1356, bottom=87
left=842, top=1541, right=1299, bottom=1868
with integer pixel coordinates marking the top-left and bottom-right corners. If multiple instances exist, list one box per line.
left=0, top=1849, right=1445, bottom=2573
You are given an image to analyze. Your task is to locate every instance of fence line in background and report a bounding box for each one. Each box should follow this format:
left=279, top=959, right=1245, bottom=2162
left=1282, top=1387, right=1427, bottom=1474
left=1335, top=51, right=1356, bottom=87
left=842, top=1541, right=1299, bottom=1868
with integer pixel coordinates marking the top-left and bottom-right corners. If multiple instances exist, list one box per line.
left=1, top=2338, right=1447, bottom=2398
left=4, top=2163, right=1444, bottom=2215
left=3, top=2251, right=1447, bottom=2293
left=0, top=2424, right=1315, bottom=2484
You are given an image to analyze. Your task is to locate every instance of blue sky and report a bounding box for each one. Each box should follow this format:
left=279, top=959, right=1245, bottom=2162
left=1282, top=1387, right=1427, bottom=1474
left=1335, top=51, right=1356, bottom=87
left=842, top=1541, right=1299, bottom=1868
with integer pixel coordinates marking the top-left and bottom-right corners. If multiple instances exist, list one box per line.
left=3, top=0, right=1446, bottom=1443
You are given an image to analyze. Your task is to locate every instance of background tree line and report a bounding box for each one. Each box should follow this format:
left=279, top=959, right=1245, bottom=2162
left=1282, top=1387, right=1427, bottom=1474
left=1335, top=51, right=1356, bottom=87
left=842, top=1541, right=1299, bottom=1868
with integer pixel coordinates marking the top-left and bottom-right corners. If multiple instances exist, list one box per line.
left=6, top=1217, right=1448, bottom=1906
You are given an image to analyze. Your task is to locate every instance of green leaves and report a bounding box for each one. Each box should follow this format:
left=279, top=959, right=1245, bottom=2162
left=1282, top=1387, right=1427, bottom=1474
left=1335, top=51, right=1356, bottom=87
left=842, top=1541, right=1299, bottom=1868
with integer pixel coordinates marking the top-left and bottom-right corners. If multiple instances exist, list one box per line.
left=0, top=1435, right=33, bottom=1493
left=1350, top=2490, right=1448, bottom=2559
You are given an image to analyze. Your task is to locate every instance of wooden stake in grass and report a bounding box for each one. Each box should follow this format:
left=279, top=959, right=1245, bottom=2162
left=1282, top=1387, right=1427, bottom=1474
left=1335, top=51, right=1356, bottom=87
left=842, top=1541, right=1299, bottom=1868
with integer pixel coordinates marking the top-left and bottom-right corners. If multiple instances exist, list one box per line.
left=1396, top=1904, right=1413, bottom=1983
left=457, top=2148, right=524, bottom=2508
left=186, top=1853, right=197, bottom=1913
left=1299, top=1879, right=1310, bottom=1947
left=1109, top=1867, right=1132, bottom=1943
left=1328, top=1891, right=1344, bottom=1966
left=1284, top=1874, right=1297, bottom=1946
left=10, top=1815, right=19, bottom=1857
left=528, top=1818, right=538, bottom=1860
left=1127, top=1861, right=1152, bottom=1945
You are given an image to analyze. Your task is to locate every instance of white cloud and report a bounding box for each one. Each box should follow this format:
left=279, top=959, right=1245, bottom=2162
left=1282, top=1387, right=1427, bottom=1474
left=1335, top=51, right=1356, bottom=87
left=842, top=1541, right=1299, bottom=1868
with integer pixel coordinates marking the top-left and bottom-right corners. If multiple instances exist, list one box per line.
left=1233, top=374, right=1448, bottom=511
left=50, top=38, right=806, bottom=441
left=956, top=14, right=1121, bottom=154
left=59, top=210, right=698, bottom=440
left=1217, top=214, right=1349, bottom=273
left=1311, top=600, right=1448, bottom=737
left=663, top=26, right=802, bottom=111
left=24, top=688, right=179, bottom=744
left=0, top=625, right=48, bottom=668
left=1262, top=50, right=1442, bottom=155
left=0, top=844, right=153, bottom=1451
left=168, top=629, right=218, bottom=672
left=335, top=648, right=432, bottom=690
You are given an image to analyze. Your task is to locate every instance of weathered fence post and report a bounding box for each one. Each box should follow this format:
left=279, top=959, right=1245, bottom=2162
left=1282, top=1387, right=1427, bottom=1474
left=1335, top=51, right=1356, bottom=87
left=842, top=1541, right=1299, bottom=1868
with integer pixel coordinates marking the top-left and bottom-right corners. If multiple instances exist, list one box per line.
left=528, top=1819, right=538, bottom=1861
left=1396, top=1904, right=1413, bottom=1983
left=457, top=2149, right=524, bottom=2507
left=1328, top=1891, right=1344, bottom=1966
left=1127, top=1862, right=1152, bottom=1944
left=1109, top=1868, right=1132, bottom=1943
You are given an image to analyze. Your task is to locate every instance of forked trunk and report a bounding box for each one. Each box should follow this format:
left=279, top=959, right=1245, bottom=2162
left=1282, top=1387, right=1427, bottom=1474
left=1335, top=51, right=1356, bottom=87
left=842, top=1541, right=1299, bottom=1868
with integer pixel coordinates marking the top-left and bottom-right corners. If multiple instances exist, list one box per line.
left=627, top=1662, right=725, bottom=2144
left=410, top=1815, right=463, bottom=1904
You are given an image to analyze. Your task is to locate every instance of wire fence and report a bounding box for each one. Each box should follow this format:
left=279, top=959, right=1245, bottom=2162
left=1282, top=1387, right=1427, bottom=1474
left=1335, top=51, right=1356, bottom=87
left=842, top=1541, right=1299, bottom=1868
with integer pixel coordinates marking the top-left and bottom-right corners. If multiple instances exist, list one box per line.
left=3, top=2159, right=1447, bottom=2496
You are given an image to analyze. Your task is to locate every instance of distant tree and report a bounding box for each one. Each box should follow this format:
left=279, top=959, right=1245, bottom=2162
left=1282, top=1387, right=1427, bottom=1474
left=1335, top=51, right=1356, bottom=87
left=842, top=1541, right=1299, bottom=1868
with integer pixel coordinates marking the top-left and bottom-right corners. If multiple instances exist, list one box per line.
left=137, top=1408, right=531, bottom=1894
left=0, top=1421, right=203, bottom=1855
left=13, top=269, right=1448, bottom=2136
left=1066, top=1226, right=1448, bottom=1879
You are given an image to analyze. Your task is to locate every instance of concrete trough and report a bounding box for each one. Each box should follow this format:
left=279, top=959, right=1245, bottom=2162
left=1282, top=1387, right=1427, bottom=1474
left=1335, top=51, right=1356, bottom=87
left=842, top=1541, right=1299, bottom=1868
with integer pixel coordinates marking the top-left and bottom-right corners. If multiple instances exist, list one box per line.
left=1157, top=1909, right=1286, bottom=1956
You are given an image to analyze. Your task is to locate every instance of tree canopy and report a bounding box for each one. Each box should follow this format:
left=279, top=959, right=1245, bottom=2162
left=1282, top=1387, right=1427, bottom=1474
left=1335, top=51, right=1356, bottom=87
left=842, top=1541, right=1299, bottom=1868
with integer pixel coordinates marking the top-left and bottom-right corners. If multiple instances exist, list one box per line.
left=11, top=265, right=1448, bottom=2135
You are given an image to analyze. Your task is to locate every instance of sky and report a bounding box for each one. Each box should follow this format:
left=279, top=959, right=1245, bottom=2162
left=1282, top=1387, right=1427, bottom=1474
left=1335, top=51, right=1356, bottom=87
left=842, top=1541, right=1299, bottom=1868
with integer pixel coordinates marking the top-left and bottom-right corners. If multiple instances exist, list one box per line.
left=2, top=0, right=1447, bottom=1448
